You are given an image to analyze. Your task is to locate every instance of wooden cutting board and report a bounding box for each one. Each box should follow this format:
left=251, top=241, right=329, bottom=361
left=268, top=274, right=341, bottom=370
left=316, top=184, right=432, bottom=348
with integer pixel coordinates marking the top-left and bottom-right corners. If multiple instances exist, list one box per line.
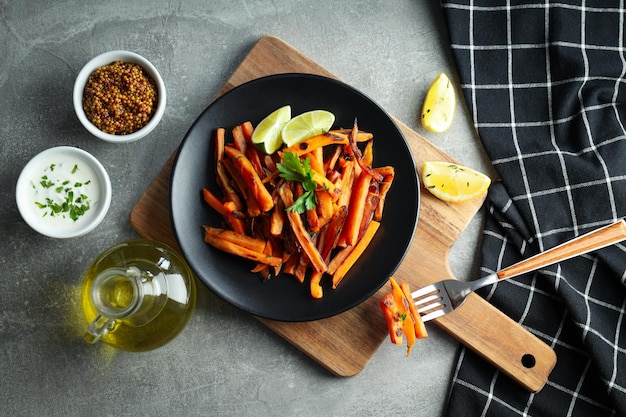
left=130, top=35, right=556, bottom=392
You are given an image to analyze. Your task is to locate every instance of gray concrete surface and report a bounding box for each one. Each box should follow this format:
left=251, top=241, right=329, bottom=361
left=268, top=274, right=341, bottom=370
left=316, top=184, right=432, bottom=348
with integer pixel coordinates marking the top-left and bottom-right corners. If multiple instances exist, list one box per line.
left=1, top=1, right=494, bottom=416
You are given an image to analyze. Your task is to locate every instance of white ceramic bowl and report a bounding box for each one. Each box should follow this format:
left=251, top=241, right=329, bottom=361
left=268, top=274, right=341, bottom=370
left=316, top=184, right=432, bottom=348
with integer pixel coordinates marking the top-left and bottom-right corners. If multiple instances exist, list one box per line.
left=73, top=50, right=166, bottom=143
left=16, top=146, right=112, bottom=238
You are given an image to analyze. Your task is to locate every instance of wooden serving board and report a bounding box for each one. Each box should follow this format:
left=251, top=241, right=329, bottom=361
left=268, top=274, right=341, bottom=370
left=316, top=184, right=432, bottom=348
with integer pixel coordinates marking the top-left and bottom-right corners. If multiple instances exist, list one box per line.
left=130, top=36, right=556, bottom=392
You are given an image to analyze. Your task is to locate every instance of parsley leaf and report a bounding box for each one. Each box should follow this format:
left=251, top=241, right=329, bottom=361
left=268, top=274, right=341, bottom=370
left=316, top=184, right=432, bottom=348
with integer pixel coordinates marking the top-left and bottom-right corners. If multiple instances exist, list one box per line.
left=276, top=152, right=319, bottom=214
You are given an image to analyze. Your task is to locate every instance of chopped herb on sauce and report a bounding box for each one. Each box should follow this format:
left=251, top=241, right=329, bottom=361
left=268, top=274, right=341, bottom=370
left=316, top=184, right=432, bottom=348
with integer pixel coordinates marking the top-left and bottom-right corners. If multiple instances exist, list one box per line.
left=33, top=163, right=92, bottom=222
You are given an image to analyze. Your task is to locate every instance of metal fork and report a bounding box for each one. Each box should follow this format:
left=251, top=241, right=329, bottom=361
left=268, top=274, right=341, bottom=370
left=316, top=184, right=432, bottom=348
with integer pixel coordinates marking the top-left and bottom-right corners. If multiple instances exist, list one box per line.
left=412, top=219, right=626, bottom=322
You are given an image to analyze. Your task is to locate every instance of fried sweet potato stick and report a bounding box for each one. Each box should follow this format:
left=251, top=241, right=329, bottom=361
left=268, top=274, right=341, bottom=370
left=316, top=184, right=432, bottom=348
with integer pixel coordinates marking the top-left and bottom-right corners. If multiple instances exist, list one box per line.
left=222, top=158, right=261, bottom=217
left=223, top=200, right=246, bottom=235
left=203, top=226, right=265, bottom=253
left=332, top=220, right=380, bottom=288
left=281, top=132, right=348, bottom=157
left=329, top=129, right=374, bottom=142
left=270, top=198, right=285, bottom=236
left=204, top=232, right=282, bottom=267
left=214, top=127, right=225, bottom=163
left=232, top=124, right=247, bottom=153
left=310, top=270, right=324, bottom=299
left=215, top=161, right=244, bottom=211
left=347, top=120, right=383, bottom=182
left=202, top=188, right=226, bottom=216
left=358, top=191, right=380, bottom=240
left=362, top=140, right=374, bottom=167
left=315, top=189, right=334, bottom=228
left=241, top=121, right=254, bottom=140
left=320, top=205, right=348, bottom=263
left=224, top=146, right=274, bottom=213
left=278, top=184, right=328, bottom=273
left=340, top=171, right=372, bottom=246
left=373, top=166, right=395, bottom=221
left=327, top=245, right=354, bottom=275
left=400, top=281, right=428, bottom=339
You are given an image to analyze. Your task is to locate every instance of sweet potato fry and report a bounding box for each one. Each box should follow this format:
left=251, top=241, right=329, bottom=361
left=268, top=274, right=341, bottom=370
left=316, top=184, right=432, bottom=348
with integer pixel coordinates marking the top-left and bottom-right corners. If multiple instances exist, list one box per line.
left=332, top=220, right=380, bottom=288
left=287, top=210, right=327, bottom=272
left=347, top=120, right=383, bottom=182
left=278, top=184, right=327, bottom=273
left=214, top=127, right=225, bottom=163
left=232, top=124, right=247, bottom=153
left=223, top=200, right=246, bottom=235
left=294, top=260, right=308, bottom=283
left=358, top=189, right=380, bottom=240
left=311, top=147, right=324, bottom=173
left=202, top=188, right=226, bottom=216
left=320, top=205, right=348, bottom=263
left=282, top=253, right=300, bottom=280
left=241, top=121, right=254, bottom=141
left=215, top=161, right=244, bottom=211
left=340, top=171, right=372, bottom=246
left=246, top=146, right=265, bottom=179
left=270, top=198, right=285, bottom=236
left=280, top=132, right=348, bottom=157
left=327, top=245, right=354, bottom=275
left=222, top=158, right=261, bottom=217
left=310, top=270, right=324, bottom=299
left=328, top=129, right=374, bottom=142
left=336, top=160, right=355, bottom=208
left=203, top=229, right=282, bottom=267
left=224, top=145, right=274, bottom=213
left=315, top=189, right=334, bottom=228
left=362, top=140, right=373, bottom=167
left=250, top=239, right=274, bottom=280
left=373, top=166, right=395, bottom=221
left=324, top=145, right=343, bottom=172
left=204, top=236, right=282, bottom=267
left=203, top=226, right=266, bottom=253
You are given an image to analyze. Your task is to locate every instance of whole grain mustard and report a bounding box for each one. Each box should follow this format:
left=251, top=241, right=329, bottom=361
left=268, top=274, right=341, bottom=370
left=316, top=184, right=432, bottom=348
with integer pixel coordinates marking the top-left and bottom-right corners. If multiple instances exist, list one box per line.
left=83, top=61, right=158, bottom=135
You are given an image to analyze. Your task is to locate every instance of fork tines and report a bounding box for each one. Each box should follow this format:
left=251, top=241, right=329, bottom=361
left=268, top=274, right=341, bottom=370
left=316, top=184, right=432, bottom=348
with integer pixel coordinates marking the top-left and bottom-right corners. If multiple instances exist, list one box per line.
left=411, top=285, right=448, bottom=322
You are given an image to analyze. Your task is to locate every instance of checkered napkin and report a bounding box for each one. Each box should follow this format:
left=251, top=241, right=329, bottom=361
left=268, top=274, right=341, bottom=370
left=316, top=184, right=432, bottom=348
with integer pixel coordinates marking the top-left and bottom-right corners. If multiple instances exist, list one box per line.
left=440, top=2, right=626, bottom=416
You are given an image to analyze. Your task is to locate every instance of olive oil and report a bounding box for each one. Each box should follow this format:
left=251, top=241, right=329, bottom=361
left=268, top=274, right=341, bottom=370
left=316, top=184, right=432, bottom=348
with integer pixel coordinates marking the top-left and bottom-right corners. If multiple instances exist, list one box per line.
left=81, top=239, right=196, bottom=352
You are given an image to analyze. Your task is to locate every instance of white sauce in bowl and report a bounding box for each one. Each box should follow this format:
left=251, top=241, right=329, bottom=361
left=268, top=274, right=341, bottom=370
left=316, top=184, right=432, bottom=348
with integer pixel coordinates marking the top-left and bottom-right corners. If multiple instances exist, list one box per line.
left=16, top=147, right=111, bottom=238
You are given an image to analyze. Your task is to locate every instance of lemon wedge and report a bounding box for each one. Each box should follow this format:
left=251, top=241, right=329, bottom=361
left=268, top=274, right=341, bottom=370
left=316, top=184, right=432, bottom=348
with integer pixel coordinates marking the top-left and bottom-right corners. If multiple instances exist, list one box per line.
left=422, top=161, right=490, bottom=203
left=252, top=105, right=292, bottom=154
left=421, top=72, right=456, bottom=133
left=281, top=110, right=335, bottom=147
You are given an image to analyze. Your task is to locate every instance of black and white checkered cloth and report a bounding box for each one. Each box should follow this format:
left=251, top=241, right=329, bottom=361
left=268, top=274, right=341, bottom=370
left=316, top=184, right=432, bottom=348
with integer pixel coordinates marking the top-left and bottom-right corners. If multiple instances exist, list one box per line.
left=440, top=1, right=626, bottom=416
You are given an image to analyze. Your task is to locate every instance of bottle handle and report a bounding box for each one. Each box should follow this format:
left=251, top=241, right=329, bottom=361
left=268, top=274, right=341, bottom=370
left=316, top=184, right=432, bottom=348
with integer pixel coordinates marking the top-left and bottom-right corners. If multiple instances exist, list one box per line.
left=84, top=314, right=116, bottom=344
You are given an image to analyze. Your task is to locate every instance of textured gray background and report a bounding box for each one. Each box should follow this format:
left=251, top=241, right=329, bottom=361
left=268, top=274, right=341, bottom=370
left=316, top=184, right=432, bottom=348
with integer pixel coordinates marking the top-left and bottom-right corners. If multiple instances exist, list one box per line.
left=1, top=1, right=494, bottom=416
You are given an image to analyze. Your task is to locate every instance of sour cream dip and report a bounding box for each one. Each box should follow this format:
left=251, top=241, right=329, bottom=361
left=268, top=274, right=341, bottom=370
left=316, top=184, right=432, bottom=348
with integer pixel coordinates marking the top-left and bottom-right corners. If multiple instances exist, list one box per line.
left=16, top=147, right=112, bottom=238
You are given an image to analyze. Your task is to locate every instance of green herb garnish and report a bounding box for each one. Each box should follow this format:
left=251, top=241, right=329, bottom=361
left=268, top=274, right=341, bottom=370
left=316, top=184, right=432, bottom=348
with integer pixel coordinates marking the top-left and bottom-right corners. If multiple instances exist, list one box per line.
left=276, top=152, right=318, bottom=214
left=33, top=163, right=92, bottom=222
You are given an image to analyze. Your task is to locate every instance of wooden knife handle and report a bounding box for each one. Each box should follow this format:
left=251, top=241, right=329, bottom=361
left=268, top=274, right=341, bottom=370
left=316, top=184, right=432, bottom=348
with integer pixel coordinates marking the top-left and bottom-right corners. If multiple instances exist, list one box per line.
left=497, top=220, right=626, bottom=280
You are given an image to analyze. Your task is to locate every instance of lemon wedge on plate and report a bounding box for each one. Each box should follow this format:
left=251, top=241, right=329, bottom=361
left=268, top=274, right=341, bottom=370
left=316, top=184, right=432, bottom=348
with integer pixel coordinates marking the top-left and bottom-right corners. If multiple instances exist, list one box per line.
left=252, top=105, right=292, bottom=154
left=422, top=161, right=490, bottom=203
left=281, top=110, right=335, bottom=147
left=421, top=72, right=456, bottom=133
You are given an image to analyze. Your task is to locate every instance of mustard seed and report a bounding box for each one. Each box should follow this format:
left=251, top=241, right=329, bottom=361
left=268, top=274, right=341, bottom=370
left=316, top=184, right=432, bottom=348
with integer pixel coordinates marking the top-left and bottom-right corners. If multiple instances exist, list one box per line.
left=82, top=61, right=158, bottom=135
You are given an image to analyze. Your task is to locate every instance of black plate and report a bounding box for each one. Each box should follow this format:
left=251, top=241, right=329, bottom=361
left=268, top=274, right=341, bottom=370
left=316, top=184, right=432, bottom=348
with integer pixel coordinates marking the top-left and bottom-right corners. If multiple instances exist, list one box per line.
left=170, top=73, right=419, bottom=322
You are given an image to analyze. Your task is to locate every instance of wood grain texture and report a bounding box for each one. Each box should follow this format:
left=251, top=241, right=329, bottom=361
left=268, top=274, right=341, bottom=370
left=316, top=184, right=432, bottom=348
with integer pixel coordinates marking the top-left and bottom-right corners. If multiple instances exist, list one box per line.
left=129, top=35, right=555, bottom=391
